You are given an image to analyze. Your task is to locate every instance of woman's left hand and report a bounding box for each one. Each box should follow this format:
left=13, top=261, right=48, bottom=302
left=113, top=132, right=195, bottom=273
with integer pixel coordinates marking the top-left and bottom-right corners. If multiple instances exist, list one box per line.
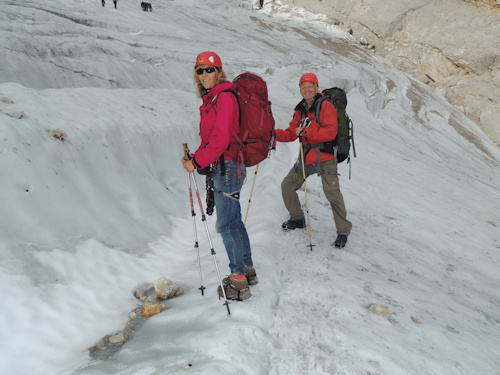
left=181, top=157, right=195, bottom=173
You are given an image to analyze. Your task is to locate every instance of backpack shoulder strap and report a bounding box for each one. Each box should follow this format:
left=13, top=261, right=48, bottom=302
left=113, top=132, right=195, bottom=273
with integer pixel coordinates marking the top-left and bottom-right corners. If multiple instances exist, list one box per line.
left=211, top=88, right=240, bottom=123
left=208, top=87, right=241, bottom=176
left=312, top=94, right=329, bottom=127
left=309, top=95, right=339, bottom=176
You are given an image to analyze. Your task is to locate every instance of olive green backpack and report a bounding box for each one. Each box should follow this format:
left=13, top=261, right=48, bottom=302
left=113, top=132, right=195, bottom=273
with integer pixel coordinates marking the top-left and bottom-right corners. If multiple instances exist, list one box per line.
left=308, top=87, right=356, bottom=177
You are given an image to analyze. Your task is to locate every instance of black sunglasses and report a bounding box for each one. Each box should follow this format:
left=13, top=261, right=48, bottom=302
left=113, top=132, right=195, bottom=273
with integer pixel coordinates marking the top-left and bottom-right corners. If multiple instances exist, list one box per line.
left=196, top=67, right=217, bottom=75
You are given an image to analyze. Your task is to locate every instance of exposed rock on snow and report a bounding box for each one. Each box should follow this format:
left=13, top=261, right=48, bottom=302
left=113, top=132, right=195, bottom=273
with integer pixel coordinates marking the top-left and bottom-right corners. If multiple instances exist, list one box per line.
left=141, top=302, right=167, bottom=317
left=1, top=97, right=13, bottom=104
left=154, top=276, right=184, bottom=300
left=89, top=279, right=181, bottom=359
left=279, top=0, right=500, bottom=146
left=2, top=108, right=23, bottom=119
left=108, top=332, right=127, bottom=346
left=369, top=303, right=394, bottom=319
left=89, top=331, right=128, bottom=357
left=49, top=129, right=67, bottom=140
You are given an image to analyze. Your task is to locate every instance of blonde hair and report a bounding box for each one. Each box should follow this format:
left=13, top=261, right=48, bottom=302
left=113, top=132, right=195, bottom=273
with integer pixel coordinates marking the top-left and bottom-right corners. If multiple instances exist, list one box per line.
left=193, top=68, right=228, bottom=98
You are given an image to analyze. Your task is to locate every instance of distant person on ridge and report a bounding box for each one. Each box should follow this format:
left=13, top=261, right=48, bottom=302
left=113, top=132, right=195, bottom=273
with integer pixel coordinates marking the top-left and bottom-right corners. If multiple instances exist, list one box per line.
left=102, top=0, right=105, bottom=7
left=181, top=51, right=257, bottom=300
left=253, top=0, right=265, bottom=9
left=113, top=0, right=117, bottom=8
left=277, top=73, right=352, bottom=248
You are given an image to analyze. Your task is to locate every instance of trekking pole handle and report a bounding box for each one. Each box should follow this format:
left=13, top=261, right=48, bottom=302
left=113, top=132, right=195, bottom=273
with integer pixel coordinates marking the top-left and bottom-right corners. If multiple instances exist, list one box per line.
left=182, top=143, right=192, bottom=160
left=297, top=117, right=311, bottom=138
left=299, top=117, right=311, bottom=129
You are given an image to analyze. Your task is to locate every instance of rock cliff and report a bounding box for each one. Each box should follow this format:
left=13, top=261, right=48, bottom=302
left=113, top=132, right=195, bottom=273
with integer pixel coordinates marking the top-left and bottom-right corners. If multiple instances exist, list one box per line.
left=280, top=0, right=500, bottom=146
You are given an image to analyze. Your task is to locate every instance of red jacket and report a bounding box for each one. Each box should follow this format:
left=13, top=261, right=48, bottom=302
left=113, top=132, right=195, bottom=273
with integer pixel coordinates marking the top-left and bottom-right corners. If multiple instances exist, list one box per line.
left=276, top=94, right=338, bottom=165
left=192, top=81, right=240, bottom=170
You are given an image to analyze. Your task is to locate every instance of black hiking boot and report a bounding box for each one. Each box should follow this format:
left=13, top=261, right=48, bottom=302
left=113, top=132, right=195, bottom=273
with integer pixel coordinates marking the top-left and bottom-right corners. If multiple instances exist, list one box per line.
left=282, top=218, right=306, bottom=230
left=334, top=235, right=348, bottom=248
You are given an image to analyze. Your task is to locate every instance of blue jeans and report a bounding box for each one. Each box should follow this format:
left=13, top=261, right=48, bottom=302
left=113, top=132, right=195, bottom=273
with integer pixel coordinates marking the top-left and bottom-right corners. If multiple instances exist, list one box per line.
left=213, top=161, right=253, bottom=275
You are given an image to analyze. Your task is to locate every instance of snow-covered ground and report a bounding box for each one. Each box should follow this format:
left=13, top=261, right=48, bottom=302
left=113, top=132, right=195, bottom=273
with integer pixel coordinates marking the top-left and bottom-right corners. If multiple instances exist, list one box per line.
left=1, top=0, right=499, bottom=374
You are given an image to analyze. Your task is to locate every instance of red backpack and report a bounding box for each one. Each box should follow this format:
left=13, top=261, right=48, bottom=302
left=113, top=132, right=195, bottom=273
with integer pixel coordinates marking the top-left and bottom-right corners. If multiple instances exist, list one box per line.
left=215, top=73, right=276, bottom=167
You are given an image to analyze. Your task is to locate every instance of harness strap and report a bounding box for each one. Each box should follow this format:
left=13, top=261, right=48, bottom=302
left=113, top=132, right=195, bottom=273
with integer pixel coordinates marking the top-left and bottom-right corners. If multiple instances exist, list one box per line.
left=299, top=107, right=323, bottom=176
left=219, top=154, right=225, bottom=176
left=314, top=148, right=322, bottom=176
left=213, top=187, right=241, bottom=201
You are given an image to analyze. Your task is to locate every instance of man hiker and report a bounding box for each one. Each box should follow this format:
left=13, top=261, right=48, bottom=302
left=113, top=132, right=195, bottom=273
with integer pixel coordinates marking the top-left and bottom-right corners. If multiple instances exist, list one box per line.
left=276, top=73, right=352, bottom=248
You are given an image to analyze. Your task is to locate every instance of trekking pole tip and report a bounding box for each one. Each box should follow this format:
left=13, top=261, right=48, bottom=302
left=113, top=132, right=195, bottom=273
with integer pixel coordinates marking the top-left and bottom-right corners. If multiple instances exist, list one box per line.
left=224, top=301, right=231, bottom=316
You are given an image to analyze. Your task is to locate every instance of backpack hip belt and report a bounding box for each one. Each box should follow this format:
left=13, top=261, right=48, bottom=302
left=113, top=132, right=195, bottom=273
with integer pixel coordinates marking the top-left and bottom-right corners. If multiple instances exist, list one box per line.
left=305, top=141, right=338, bottom=176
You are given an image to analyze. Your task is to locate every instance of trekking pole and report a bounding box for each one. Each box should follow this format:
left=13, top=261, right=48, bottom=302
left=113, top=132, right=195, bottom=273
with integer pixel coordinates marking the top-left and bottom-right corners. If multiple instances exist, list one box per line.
left=243, top=163, right=259, bottom=225
left=183, top=143, right=231, bottom=315
left=299, top=142, right=315, bottom=251
left=186, top=162, right=205, bottom=296
left=349, top=118, right=356, bottom=180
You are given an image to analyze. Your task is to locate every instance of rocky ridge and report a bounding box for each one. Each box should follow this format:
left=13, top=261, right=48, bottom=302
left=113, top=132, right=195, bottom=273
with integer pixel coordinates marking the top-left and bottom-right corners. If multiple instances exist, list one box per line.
left=279, top=0, right=500, bottom=147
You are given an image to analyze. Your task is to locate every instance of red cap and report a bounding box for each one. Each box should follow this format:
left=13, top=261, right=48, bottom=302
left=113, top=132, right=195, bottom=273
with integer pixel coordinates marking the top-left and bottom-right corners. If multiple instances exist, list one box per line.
left=195, top=51, right=222, bottom=68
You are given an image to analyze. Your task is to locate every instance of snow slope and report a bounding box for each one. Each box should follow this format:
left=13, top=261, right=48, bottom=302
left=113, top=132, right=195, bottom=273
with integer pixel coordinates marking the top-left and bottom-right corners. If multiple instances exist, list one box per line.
left=1, top=0, right=499, bottom=374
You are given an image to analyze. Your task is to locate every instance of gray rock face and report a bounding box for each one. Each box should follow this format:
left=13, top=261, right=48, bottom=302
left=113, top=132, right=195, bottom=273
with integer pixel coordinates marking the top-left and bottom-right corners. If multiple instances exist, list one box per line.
left=281, top=0, right=500, bottom=146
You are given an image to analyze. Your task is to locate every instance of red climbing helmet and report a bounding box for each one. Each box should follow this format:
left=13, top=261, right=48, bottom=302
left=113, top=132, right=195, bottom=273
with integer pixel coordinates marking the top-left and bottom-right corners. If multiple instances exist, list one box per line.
left=195, top=51, right=222, bottom=68
left=299, top=73, right=318, bottom=86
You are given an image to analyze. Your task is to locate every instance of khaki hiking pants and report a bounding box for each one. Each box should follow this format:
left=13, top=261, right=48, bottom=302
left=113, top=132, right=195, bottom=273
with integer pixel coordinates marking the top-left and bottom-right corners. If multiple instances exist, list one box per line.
left=281, top=159, right=352, bottom=235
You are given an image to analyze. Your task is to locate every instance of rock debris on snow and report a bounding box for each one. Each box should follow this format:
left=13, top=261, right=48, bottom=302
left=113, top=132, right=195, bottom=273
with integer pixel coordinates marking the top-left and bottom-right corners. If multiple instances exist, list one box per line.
left=1, top=97, right=14, bottom=104
left=2, top=108, right=23, bottom=119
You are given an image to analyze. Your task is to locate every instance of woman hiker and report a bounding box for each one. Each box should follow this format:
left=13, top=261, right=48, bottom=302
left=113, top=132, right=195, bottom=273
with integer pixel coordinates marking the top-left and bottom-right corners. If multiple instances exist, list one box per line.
left=181, top=51, right=257, bottom=300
